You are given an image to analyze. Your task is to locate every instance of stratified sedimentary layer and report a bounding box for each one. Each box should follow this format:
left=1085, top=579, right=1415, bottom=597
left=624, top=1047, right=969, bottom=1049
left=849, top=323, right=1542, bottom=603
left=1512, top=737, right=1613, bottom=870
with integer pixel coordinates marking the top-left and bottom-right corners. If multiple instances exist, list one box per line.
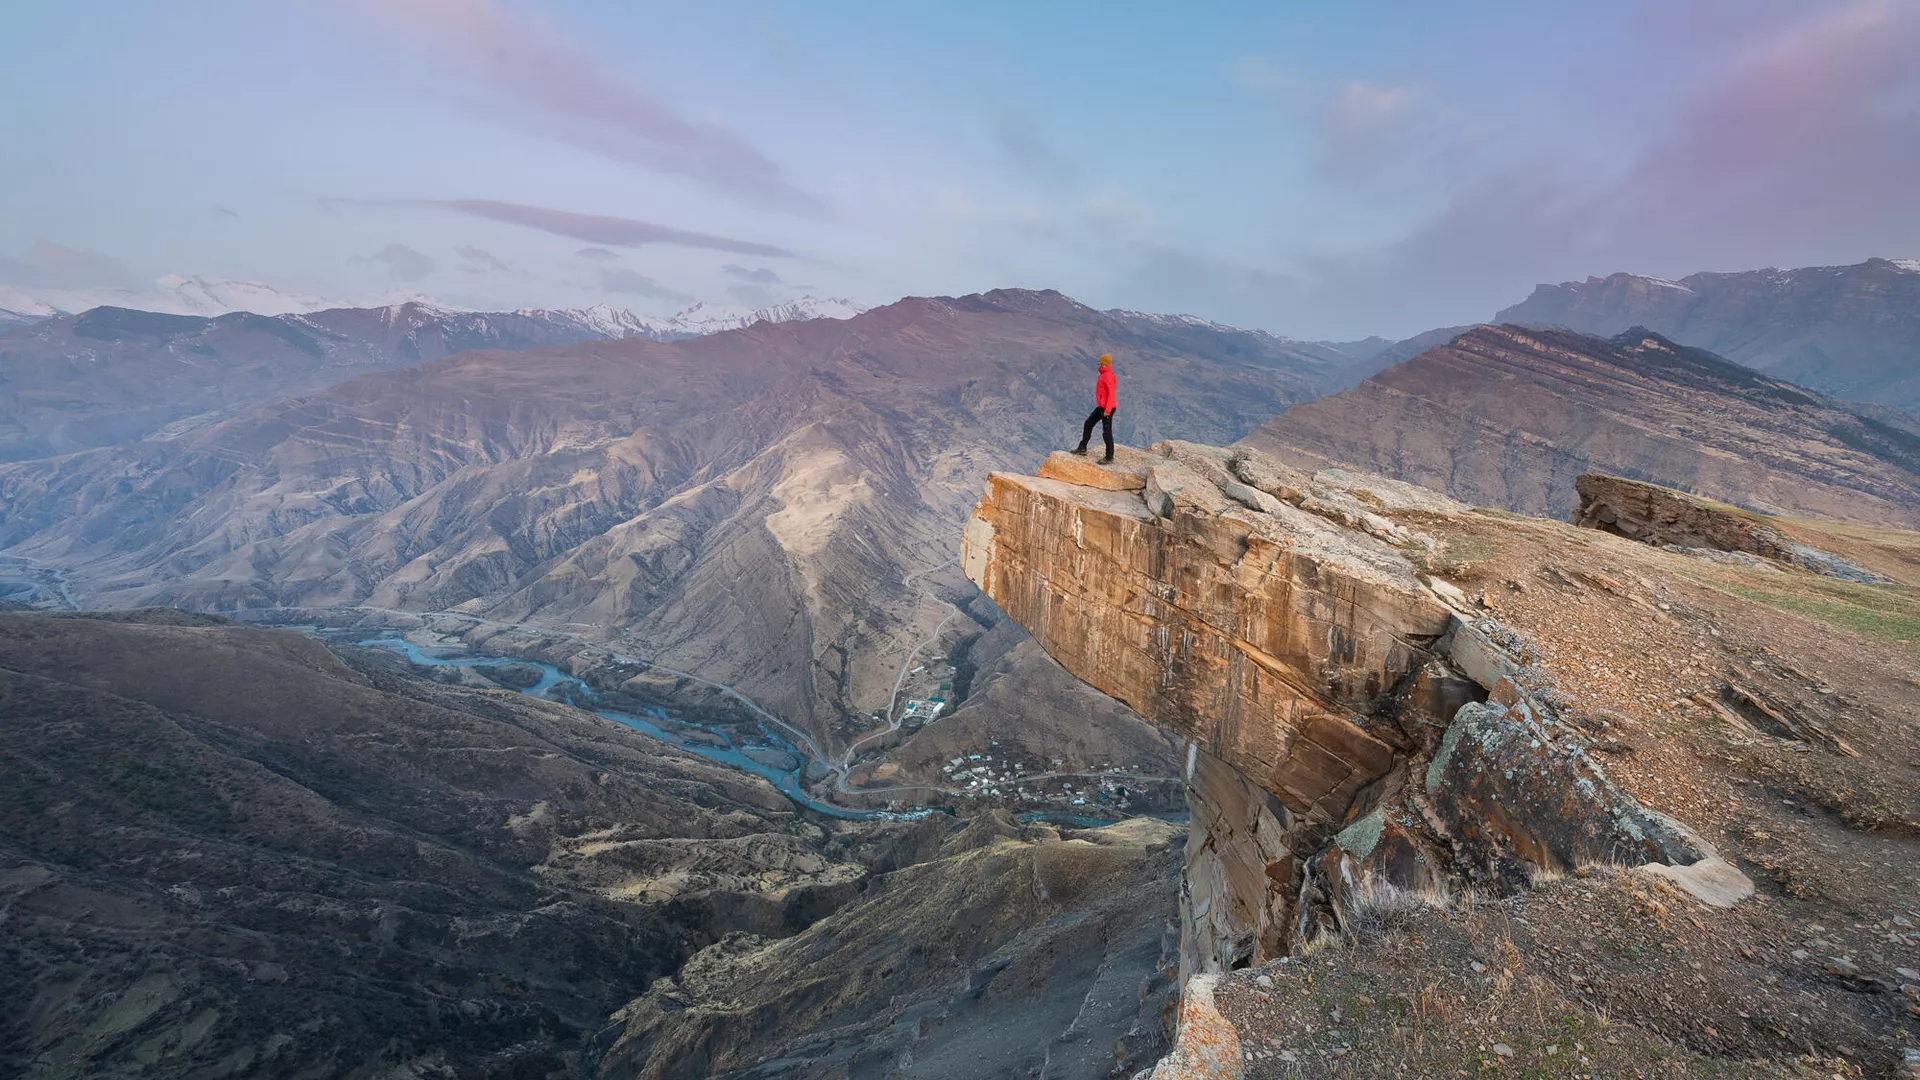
left=1573, top=472, right=1891, bottom=583
left=964, top=445, right=1753, bottom=985
left=965, top=446, right=1453, bottom=829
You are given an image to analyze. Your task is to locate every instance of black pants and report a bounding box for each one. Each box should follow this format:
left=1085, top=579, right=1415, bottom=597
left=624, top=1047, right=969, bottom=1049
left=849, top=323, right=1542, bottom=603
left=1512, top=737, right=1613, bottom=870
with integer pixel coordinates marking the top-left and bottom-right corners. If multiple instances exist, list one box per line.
left=1077, top=408, right=1114, bottom=457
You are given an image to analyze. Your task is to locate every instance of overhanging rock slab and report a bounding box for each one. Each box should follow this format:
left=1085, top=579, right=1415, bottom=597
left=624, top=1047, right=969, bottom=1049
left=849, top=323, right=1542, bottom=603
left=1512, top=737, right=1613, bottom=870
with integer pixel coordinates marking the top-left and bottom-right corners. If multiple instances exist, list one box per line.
left=963, top=467, right=1453, bottom=827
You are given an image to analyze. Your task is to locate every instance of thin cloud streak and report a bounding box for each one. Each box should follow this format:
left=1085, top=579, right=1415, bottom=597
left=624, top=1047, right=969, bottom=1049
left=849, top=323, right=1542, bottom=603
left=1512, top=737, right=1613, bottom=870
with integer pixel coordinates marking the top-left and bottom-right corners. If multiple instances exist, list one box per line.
left=456, top=245, right=509, bottom=272
left=0, top=241, right=141, bottom=290
left=341, top=0, right=826, bottom=215
left=357, top=243, right=437, bottom=281
left=404, top=199, right=798, bottom=258
left=722, top=264, right=782, bottom=284
left=598, top=268, right=692, bottom=302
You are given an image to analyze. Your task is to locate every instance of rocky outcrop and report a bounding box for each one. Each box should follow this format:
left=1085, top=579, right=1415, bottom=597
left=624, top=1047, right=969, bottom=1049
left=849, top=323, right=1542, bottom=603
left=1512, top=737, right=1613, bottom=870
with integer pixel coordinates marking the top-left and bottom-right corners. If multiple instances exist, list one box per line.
left=1574, top=473, right=1892, bottom=583
left=964, top=447, right=1452, bottom=836
left=961, top=444, right=1753, bottom=1066
left=1425, top=690, right=1704, bottom=882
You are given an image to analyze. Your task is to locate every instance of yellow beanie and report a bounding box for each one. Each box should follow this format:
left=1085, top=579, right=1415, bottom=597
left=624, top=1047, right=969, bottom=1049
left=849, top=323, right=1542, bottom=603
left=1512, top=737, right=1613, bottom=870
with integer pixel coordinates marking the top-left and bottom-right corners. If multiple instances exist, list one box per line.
left=1099, top=353, right=1113, bottom=366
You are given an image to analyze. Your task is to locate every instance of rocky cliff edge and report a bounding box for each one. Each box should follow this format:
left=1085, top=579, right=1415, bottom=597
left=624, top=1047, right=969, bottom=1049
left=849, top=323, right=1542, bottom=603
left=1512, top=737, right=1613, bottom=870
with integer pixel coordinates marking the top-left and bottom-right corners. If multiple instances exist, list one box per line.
left=964, top=443, right=1920, bottom=1078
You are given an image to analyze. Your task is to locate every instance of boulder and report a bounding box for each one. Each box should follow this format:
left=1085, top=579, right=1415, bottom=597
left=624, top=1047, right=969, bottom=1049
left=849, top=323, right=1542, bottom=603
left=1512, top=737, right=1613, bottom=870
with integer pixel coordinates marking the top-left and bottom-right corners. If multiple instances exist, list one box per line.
left=1425, top=696, right=1715, bottom=888
left=1573, top=473, right=1890, bottom=583
left=1313, top=805, right=1448, bottom=933
left=1147, top=972, right=1243, bottom=1080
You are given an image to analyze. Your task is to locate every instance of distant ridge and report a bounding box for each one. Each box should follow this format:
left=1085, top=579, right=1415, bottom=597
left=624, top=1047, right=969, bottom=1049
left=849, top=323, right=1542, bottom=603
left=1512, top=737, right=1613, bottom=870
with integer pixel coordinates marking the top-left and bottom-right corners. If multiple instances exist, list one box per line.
left=1241, top=323, right=1920, bottom=528
left=0, top=296, right=868, bottom=461
left=1496, top=257, right=1920, bottom=412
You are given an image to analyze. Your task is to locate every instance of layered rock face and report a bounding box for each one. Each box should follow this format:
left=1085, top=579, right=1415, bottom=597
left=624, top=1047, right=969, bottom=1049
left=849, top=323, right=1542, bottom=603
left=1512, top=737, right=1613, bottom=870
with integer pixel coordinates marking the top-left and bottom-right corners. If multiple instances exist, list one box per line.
left=1574, top=473, right=1891, bottom=583
left=964, top=445, right=1451, bottom=832
left=963, top=444, right=1741, bottom=991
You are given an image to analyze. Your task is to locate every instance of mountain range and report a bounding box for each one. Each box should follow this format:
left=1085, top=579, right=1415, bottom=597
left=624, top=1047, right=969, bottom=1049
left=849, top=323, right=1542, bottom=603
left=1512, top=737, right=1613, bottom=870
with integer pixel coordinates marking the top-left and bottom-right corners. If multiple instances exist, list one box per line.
left=1496, top=257, right=1920, bottom=412
left=0, top=274, right=350, bottom=322
left=7, top=261, right=1920, bottom=1077
left=0, top=288, right=1350, bottom=763
left=0, top=272, right=872, bottom=332
left=0, top=297, right=869, bottom=462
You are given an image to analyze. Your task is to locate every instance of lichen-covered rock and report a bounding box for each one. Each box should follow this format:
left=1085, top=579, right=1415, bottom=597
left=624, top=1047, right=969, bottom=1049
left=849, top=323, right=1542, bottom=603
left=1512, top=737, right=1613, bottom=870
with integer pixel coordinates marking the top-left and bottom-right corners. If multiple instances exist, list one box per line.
left=1425, top=694, right=1707, bottom=887
left=1144, top=460, right=1234, bottom=519
left=1225, top=448, right=1433, bottom=546
left=1146, top=973, right=1243, bottom=1080
left=1313, top=804, right=1447, bottom=933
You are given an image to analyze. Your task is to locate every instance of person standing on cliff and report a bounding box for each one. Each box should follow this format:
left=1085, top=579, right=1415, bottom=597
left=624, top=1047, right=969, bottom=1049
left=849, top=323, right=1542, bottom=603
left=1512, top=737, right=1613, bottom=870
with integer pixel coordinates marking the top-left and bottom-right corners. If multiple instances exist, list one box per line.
left=1071, top=353, right=1117, bottom=463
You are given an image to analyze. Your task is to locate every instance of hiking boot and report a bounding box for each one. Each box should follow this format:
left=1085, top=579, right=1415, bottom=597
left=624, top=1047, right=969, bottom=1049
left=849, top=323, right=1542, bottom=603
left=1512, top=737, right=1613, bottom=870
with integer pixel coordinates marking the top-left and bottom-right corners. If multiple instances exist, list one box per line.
left=1098, top=453, right=1114, bottom=464
left=1069, top=446, right=1088, bottom=456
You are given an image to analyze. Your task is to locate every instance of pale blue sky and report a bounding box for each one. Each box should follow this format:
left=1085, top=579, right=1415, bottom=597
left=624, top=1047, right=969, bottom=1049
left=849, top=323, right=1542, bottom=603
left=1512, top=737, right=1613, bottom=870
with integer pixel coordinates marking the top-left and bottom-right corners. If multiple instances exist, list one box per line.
left=3, top=0, right=1916, bottom=336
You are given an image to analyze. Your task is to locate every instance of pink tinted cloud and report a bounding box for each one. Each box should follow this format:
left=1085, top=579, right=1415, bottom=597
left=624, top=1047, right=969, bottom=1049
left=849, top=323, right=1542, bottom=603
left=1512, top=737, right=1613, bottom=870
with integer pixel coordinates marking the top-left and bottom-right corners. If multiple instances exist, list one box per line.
left=1289, top=0, right=1920, bottom=332
left=1607, top=0, right=1920, bottom=260
left=343, top=0, right=825, bottom=215
left=423, top=198, right=798, bottom=258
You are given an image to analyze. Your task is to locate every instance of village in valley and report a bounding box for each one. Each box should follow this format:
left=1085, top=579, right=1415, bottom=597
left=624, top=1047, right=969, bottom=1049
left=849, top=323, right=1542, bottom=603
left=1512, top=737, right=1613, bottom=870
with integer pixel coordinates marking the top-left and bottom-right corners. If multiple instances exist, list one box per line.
left=857, top=649, right=1180, bottom=820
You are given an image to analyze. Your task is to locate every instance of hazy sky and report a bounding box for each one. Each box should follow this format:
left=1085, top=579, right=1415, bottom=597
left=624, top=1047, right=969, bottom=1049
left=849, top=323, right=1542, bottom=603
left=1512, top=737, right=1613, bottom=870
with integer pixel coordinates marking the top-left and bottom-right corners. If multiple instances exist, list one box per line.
left=4, top=0, right=1917, bottom=337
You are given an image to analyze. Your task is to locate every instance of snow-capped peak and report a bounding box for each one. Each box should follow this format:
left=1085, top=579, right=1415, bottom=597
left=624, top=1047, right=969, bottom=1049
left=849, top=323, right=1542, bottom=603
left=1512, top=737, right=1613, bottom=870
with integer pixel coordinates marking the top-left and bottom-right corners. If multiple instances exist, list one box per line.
left=1106, top=307, right=1293, bottom=341
left=1637, top=275, right=1694, bottom=293
left=512, top=303, right=673, bottom=339
left=0, top=287, right=59, bottom=319
left=149, top=274, right=347, bottom=317
left=661, top=296, right=870, bottom=336
left=1, top=275, right=351, bottom=319
left=497, top=297, right=869, bottom=343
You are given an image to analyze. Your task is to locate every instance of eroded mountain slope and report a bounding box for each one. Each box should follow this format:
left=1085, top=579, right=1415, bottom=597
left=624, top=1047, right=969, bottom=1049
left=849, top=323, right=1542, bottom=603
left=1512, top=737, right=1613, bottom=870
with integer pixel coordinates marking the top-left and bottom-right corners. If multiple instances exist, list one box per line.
left=0, top=610, right=953, bottom=1078
left=1241, top=324, right=1920, bottom=526
left=599, top=813, right=1185, bottom=1080
left=1496, top=258, right=1920, bottom=411
left=0, top=290, right=1341, bottom=760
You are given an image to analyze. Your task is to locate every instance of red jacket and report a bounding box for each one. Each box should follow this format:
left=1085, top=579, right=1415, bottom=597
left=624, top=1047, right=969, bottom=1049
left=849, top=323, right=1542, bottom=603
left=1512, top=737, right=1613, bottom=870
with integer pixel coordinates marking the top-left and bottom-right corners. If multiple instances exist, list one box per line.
left=1095, top=366, right=1117, bottom=411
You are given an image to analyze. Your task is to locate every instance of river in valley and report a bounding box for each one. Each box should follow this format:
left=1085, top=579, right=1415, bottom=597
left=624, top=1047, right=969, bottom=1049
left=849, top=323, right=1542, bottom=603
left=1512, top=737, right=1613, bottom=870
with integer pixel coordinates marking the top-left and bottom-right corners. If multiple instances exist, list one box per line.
left=344, top=632, right=931, bottom=821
